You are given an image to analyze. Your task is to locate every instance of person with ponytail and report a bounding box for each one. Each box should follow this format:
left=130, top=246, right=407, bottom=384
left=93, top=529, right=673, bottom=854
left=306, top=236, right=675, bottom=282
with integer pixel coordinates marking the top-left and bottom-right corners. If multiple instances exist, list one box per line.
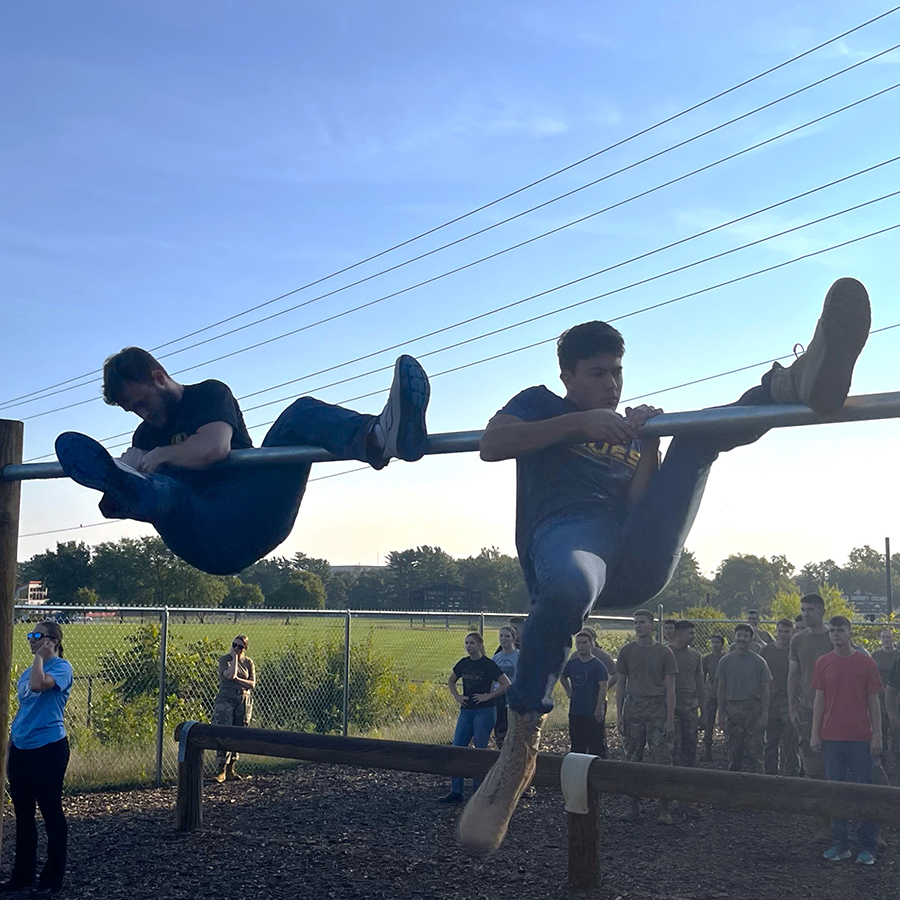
left=0, top=621, right=73, bottom=897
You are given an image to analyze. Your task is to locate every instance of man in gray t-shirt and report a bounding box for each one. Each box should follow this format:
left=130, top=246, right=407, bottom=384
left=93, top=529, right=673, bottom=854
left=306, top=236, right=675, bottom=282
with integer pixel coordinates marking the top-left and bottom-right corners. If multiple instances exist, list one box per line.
left=716, top=624, right=772, bottom=773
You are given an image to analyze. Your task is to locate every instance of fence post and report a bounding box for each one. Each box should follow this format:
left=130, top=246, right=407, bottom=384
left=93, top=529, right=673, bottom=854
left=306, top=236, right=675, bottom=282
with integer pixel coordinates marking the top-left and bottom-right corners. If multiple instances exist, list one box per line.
left=87, top=675, right=93, bottom=727
left=342, top=611, right=351, bottom=738
left=0, top=419, right=24, bottom=859
left=657, top=603, right=664, bottom=642
left=155, top=607, right=170, bottom=786
left=479, top=612, right=485, bottom=637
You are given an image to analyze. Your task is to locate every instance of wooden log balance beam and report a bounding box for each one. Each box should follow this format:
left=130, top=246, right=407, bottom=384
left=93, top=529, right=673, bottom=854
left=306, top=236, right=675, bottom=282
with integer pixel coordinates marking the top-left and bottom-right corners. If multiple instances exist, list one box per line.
left=6, top=391, right=900, bottom=482
left=174, top=722, right=900, bottom=889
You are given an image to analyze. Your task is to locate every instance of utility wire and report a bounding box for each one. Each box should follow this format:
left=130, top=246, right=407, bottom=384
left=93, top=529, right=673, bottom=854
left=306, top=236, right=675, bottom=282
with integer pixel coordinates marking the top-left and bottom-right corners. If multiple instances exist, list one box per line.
left=21, top=177, right=900, bottom=459
left=19, top=322, right=899, bottom=540
left=5, top=16, right=900, bottom=411
left=15, top=77, right=900, bottom=424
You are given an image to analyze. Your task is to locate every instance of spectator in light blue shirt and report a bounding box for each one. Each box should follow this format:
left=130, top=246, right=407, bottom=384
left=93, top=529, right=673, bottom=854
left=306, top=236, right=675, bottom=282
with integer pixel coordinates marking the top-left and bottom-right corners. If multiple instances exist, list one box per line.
left=1, top=621, right=73, bottom=897
left=492, top=626, right=521, bottom=749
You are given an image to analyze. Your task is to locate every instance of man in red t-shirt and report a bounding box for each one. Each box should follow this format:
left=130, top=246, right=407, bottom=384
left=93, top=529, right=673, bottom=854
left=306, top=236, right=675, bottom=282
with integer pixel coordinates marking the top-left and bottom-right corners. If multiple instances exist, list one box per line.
left=811, top=615, right=882, bottom=865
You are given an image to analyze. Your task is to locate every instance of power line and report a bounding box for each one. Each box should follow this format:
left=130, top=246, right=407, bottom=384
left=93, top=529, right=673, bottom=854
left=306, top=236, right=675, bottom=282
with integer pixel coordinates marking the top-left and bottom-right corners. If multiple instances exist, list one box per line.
left=5, top=16, right=900, bottom=411
left=16, top=77, right=900, bottom=424
left=21, top=182, right=900, bottom=464
left=20, top=323, right=898, bottom=541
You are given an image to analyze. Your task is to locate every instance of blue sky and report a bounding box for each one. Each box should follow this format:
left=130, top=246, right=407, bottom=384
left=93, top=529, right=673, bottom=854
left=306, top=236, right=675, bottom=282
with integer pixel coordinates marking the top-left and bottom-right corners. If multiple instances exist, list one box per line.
left=3, top=1, right=900, bottom=576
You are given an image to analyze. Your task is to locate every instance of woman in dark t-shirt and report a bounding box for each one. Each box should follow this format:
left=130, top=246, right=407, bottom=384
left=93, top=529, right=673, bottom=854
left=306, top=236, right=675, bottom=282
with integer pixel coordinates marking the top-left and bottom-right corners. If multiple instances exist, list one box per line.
left=439, top=633, right=511, bottom=803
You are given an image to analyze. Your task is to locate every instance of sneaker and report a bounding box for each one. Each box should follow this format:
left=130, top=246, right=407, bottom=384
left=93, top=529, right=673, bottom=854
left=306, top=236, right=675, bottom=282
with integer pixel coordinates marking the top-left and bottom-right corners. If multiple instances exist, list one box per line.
left=376, top=356, right=430, bottom=463
left=55, top=432, right=149, bottom=515
left=438, top=791, right=464, bottom=804
left=822, top=844, right=851, bottom=861
left=457, top=710, right=544, bottom=853
left=856, top=850, right=876, bottom=866
left=768, top=277, right=870, bottom=414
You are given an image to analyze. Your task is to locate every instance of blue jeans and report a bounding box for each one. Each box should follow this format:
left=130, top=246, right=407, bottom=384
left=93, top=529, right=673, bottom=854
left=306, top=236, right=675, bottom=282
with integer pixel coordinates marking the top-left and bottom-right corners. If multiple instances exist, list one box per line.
left=101, top=397, right=377, bottom=575
left=822, top=740, right=878, bottom=852
left=508, top=383, right=770, bottom=715
left=450, top=706, right=497, bottom=795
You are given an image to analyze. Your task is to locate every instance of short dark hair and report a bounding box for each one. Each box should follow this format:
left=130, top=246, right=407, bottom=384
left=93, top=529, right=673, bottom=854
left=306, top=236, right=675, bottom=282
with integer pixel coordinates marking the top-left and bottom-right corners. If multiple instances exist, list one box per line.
left=675, top=620, right=694, bottom=632
left=776, top=618, right=794, bottom=629
left=734, top=623, right=754, bottom=637
left=746, top=609, right=759, bottom=616
left=102, top=347, right=168, bottom=406
left=711, top=633, right=725, bottom=644
left=800, top=593, right=825, bottom=610
left=795, top=614, right=804, bottom=623
left=664, top=619, right=677, bottom=627
left=557, top=321, right=625, bottom=372
left=575, top=629, right=596, bottom=644
left=633, top=608, right=654, bottom=622
left=828, top=615, right=852, bottom=629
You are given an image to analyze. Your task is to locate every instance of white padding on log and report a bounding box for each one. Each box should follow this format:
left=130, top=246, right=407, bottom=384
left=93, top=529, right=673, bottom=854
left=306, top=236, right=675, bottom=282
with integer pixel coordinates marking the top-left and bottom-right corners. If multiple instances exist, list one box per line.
left=561, top=752, right=596, bottom=815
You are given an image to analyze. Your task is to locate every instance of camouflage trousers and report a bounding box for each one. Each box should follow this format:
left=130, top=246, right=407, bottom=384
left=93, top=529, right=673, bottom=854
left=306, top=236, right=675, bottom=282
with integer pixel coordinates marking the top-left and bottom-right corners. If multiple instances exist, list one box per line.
left=764, top=695, right=800, bottom=777
left=673, top=705, right=700, bottom=768
left=213, top=692, right=253, bottom=767
left=724, top=699, right=763, bottom=773
left=796, top=701, right=826, bottom=780
left=702, top=697, right=718, bottom=752
left=623, top=696, right=673, bottom=766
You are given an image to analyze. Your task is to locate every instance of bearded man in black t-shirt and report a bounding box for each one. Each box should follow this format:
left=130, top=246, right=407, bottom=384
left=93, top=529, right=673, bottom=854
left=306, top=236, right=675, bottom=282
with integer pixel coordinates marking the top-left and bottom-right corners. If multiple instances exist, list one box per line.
left=55, top=347, right=429, bottom=575
left=459, top=277, right=872, bottom=853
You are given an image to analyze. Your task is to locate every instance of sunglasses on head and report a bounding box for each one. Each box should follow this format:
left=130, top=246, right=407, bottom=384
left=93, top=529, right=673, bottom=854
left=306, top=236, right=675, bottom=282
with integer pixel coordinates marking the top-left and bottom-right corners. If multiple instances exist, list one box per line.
left=26, top=632, right=46, bottom=641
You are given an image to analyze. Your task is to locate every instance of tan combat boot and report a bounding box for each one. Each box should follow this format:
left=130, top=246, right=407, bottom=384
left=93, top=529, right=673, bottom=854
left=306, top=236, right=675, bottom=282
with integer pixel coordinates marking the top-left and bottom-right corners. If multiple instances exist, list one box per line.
left=768, top=277, right=870, bottom=414
left=224, top=761, right=242, bottom=781
left=457, top=710, right=545, bottom=854
left=213, top=764, right=227, bottom=784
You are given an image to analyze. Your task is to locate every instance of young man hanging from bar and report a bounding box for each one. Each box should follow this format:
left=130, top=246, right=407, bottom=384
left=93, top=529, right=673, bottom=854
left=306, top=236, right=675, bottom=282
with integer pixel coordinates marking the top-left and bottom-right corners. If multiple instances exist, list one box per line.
left=54, top=352, right=429, bottom=575
left=460, top=277, right=871, bottom=853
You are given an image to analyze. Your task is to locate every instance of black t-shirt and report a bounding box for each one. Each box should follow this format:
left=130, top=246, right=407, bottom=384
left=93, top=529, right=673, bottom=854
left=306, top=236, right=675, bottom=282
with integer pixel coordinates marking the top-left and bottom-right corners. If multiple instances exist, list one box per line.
left=497, top=386, right=642, bottom=552
left=453, top=655, right=503, bottom=709
left=132, top=380, right=253, bottom=452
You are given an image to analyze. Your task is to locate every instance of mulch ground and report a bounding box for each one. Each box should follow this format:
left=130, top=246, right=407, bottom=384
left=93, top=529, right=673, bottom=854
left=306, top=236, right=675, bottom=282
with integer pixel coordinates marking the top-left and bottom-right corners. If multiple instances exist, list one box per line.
left=2, top=731, right=897, bottom=900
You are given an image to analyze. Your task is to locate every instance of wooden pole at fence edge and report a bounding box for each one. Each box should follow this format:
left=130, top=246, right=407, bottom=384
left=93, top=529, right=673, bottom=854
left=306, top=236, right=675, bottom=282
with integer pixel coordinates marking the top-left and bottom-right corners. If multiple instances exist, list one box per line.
left=175, top=733, right=204, bottom=832
left=566, top=758, right=602, bottom=890
left=0, top=420, right=24, bottom=858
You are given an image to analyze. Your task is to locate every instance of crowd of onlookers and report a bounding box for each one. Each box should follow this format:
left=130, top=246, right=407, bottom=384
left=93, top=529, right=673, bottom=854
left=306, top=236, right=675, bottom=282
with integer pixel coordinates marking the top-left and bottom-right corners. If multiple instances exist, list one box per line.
left=442, top=597, right=891, bottom=866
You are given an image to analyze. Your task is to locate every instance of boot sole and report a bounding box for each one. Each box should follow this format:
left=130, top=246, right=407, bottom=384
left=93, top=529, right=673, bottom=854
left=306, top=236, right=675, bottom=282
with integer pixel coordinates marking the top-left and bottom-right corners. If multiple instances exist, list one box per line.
left=386, top=355, right=430, bottom=462
left=805, top=277, right=870, bottom=414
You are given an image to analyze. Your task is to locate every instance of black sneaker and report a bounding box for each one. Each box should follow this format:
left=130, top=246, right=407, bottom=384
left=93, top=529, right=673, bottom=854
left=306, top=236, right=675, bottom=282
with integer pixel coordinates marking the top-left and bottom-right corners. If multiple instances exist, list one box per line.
left=377, top=356, right=430, bottom=463
left=55, top=432, right=148, bottom=516
left=438, top=791, right=464, bottom=804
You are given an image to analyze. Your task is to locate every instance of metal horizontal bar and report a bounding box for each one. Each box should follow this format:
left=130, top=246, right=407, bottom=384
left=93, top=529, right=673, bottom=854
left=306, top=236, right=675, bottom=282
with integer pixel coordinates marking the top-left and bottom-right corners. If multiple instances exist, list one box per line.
left=4, top=392, right=899, bottom=483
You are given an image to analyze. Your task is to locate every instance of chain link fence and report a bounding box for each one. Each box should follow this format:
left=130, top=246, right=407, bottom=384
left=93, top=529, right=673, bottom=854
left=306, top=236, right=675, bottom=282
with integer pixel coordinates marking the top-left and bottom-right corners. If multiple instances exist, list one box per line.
left=12, top=605, right=896, bottom=791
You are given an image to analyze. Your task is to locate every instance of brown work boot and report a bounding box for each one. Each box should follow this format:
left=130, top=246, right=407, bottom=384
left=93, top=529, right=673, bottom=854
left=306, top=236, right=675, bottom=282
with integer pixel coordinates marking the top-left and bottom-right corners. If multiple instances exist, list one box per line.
left=457, top=710, right=544, bottom=854
left=768, top=277, right=870, bottom=414
left=224, top=762, right=242, bottom=782
left=213, top=765, right=227, bottom=784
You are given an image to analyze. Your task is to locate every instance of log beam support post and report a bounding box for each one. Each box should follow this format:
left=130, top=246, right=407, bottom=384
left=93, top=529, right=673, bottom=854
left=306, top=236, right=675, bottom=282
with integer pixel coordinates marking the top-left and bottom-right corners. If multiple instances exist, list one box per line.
left=175, top=722, right=204, bottom=832
left=562, top=754, right=602, bottom=889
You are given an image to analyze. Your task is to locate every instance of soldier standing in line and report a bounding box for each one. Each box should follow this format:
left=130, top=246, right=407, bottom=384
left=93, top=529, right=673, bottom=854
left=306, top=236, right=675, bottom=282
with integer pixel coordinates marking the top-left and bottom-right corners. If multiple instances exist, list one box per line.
left=616, top=609, right=677, bottom=824
left=213, top=635, right=256, bottom=783
left=716, top=624, right=771, bottom=773
left=701, top=634, right=725, bottom=761
left=669, top=621, right=705, bottom=769
left=747, top=610, right=774, bottom=645
left=760, top=619, right=800, bottom=776
left=872, top=628, right=900, bottom=779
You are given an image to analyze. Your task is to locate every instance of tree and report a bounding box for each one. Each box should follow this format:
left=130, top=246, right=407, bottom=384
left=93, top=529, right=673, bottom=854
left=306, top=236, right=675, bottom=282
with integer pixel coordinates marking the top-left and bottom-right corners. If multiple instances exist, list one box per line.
left=222, top=579, right=265, bottom=609
left=386, top=546, right=459, bottom=606
left=653, top=550, right=714, bottom=610
left=270, top=570, right=327, bottom=609
left=93, top=538, right=155, bottom=605
left=22, top=541, right=93, bottom=604
left=712, top=553, right=795, bottom=617
left=347, top=569, right=391, bottom=609
left=73, top=586, right=99, bottom=606
left=293, top=552, right=332, bottom=585
left=238, top=557, right=294, bottom=601
left=770, top=583, right=855, bottom=622
left=457, top=547, right=528, bottom=612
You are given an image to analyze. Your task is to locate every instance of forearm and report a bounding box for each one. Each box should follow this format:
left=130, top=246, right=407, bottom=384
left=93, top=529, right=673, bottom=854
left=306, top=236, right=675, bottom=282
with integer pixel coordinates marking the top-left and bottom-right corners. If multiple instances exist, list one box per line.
left=870, top=694, right=882, bottom=737
left=146, top=435, right=230, bottom=470
left=627, top=440, right=660, bottom=504
left=233, top=677, right=255, bottom=690
left=29, top=657, right=53, bottom=692
left=616, top=677, right=626, bottom=719
left=480, top=414, right=585, bottom=461
left=665, top=678, right=675, bottom=721
left=811, top=693, right=824, bottom=742
left=787, top=669, right=799, bottom=713
left=717, top=683, right=726, bottom=720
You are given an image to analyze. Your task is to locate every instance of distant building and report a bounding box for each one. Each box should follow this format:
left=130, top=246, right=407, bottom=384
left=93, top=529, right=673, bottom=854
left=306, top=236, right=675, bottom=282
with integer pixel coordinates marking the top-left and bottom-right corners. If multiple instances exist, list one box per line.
left=409, top=583, right=482, bottom=611
left=15, top=581, right=48, bottom=605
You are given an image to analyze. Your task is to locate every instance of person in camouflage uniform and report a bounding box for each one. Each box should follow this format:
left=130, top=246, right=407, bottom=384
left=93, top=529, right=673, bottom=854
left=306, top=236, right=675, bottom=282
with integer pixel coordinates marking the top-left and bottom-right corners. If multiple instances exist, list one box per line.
left=760, top=619, right=800, bottom=776
left=213, top=635, right=256, bottom=783
left=616, top=609, right=677, bottom=823
left=701, top=633, right=726, bottom=760
left=716, top=624, right=771, bottom=773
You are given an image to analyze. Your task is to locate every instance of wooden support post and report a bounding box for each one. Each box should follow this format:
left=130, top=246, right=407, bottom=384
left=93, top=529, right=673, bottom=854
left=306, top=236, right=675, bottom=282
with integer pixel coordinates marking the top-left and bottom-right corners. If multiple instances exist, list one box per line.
left=174, top=724, right=204, bottom=832
left=0, top=420, right=23, bottom=858
left=567, top=783, right=602, bottom=889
